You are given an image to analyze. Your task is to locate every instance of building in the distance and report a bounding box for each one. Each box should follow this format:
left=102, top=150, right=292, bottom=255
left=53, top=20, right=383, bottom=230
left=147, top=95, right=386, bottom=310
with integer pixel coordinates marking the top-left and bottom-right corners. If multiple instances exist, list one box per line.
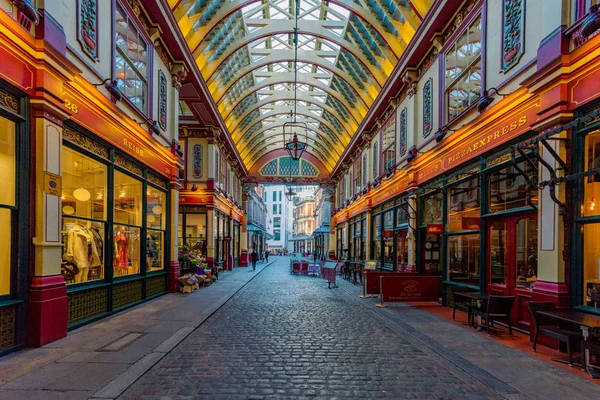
left=263, top=184, right=293, bottom=254
left=291, top=186, right=317, bottom=254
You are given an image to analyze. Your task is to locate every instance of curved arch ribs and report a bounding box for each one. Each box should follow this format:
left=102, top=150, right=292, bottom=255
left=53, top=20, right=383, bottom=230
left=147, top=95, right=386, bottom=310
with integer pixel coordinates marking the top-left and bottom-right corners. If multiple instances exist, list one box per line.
left=172, top=0, right=431, bottom=174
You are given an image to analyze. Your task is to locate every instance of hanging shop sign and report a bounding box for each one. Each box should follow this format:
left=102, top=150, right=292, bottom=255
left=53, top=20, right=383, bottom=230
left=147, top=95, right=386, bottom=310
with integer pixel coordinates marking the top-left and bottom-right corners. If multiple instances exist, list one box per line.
left=224, top=236, right=232, bottom=242
left=426, top=224, right=443, bottom=234
left=382, top=230, right=394, bottom=238
left=416, top=101, right=541, bottom=185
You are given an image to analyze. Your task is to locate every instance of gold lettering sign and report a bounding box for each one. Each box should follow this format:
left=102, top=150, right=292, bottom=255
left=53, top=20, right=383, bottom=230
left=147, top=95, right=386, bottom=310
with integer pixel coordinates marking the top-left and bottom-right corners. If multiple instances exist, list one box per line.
left=123, top=138, right=145, bottom=157
left=445, top=116, right=527, bottom=167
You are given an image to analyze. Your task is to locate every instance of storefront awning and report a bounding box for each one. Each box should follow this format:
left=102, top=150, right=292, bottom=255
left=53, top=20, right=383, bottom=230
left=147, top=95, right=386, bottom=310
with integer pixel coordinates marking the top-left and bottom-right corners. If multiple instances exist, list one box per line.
left=247, top=224, right=265, bottom=232
left=289, top=234, right=309, bottom=241
left=264, top=232, right=274, bottom=240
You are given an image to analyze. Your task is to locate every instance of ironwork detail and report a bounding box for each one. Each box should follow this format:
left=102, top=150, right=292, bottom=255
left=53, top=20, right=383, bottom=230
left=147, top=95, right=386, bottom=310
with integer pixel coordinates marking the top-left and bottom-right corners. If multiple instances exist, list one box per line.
left=423, top=78, right=433, bottom=137
left=115, top=154, right=143, bottom=177
left=0, top=88, right=19, bottom=113
left=279, top=157, right=300, bottom=176
left=68, top=287, right=108, bottom=324
left=112, top=280, right=143, bottom=309
left=0, top=306, right=15, bottom=350
left=158, top=71, right=167, bottom=130
left=146, top=275, right=166, bottom=298
left=260, top=159, right=278, bottom=176
left=501, top=0, right=525, bottom=72
left=62, top=126, right=109, bottom=159
left=193, top=144, right=202, bottom=178
left=148, top=173, right=167, bottom=190
left=77, top=0, right=98, bottom=60
left=301, top=160, right=318, bottom=176
left=399, top=107, right=407, bottom=156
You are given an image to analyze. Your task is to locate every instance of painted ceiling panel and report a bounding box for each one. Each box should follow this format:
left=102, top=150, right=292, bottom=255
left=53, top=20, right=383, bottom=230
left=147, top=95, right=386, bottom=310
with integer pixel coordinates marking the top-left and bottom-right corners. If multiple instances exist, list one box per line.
left=172, top=0, right=432, bottom=174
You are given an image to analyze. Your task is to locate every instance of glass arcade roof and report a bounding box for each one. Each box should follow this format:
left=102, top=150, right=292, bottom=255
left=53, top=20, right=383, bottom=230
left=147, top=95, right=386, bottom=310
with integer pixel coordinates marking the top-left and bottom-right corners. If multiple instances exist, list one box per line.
left=172, top=0, right=432, bottom=173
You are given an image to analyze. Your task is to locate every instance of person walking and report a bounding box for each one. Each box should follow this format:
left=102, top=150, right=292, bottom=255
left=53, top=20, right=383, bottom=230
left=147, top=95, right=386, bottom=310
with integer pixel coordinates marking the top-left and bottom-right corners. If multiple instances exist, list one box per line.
left=251, top=249, right=258, bottom=271
left=265, top=250, right=269, bottom=263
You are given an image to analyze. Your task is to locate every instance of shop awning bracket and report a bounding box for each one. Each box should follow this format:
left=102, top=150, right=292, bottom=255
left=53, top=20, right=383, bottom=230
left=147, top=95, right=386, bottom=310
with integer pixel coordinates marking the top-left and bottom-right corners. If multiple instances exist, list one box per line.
left=397, top=200, right=417, bottom=234
left=510, top=147, right=539, bottom=211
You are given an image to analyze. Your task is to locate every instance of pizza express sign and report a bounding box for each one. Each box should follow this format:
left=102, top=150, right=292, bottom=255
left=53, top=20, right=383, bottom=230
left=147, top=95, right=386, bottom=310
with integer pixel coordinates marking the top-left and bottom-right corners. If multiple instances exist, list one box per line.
left=416, top=103, right=540, bottom=184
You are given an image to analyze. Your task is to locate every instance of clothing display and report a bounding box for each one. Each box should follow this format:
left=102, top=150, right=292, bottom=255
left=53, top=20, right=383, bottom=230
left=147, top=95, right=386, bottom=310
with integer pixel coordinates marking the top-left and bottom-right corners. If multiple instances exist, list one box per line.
left=114, top=228, right=129, bottom=275
left=65, top=223, right=102, bottom=283
left=129, top=233, right=140, bottom=273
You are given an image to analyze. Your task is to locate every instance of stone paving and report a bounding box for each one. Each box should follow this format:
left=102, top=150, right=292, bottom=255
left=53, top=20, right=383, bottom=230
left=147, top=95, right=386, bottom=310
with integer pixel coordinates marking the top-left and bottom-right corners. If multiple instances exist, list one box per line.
left=119, top=259, right=517, bottom=399
left=3, top=257, right=600, bottom=399
left=0, top=260, right=273, bottom=400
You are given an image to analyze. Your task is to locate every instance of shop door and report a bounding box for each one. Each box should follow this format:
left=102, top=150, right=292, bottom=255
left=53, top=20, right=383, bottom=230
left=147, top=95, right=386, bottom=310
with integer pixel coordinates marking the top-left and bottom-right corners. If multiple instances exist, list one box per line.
left=395, top=230, right=408, bottom=271
left=487, top=214, right=538, bottom=330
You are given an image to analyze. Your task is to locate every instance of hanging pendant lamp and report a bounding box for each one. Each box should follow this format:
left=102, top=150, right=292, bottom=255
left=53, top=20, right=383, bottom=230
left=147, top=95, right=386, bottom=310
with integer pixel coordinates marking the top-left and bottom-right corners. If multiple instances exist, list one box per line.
left=282, top=0, right=307, bottom=161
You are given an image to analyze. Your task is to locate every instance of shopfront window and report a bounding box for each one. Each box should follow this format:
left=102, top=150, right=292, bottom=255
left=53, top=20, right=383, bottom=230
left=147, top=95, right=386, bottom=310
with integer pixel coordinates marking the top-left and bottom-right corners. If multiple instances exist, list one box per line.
left=422, top=192, right=443, bottom=224
left=61, top=147, right=107, bottom=283
left=489, top=161, right=538, bottom=212
left=516, top=217, right=538, bottom=289
left=373, top=214, right=382, bottom=263
left=583, top=131, right=600, bottom=217
left=584, top=223, right=600, bottom=308
left=489, top=222, right=507, bottom=285
left=447, top=234, right=480, bottom=284
left=147, top=189, right=166, bottom=271
left=447, top=177, right=480, bottom=232
left=114, top=170, right=142, bottom=276
left=0, top=117, right=15, bottom=295
left=383, top=210, right=394, bottom=269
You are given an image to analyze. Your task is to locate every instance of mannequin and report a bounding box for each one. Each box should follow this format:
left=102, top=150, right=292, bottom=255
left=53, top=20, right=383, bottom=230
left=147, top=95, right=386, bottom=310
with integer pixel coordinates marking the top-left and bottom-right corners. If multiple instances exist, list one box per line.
left=146, top=233, right=157, bottom=271
left=114, top=226, right=129, bottom=276
left=129, top=231, right=140, bottom=273
left=66, top=220, right=101, bottom=282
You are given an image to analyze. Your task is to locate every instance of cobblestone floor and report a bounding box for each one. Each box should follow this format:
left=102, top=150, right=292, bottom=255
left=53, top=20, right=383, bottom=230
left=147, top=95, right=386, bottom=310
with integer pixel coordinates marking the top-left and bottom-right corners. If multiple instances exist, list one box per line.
left=120, top=259, right=506, bottom=399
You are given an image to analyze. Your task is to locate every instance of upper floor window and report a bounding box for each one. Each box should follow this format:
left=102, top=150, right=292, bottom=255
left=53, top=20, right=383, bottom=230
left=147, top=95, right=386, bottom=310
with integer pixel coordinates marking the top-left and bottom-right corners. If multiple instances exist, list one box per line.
left=381, top=116, right=396, bottom=171
left=445, top=14, right=482, bottom=122
left=353, top=156, right=362, bottom=193
left=115, top=3, right=148, bottom=113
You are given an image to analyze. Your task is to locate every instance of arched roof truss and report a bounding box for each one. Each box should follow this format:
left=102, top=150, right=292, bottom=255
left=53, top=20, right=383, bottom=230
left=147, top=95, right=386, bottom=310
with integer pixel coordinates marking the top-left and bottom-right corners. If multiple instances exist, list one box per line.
left=172, top=0, right=433, bottom=173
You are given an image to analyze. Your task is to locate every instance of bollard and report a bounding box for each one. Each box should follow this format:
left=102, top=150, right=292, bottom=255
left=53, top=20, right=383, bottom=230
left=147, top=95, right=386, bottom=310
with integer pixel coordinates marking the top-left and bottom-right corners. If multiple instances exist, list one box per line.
left=376, top=276, right=388, bottom=308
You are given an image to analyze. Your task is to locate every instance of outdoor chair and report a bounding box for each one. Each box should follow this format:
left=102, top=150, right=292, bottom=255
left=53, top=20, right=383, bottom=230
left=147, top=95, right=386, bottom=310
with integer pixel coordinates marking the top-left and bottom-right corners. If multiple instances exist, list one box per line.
left=449, top=285, right=474, bottom=325
left=527, top=301, right=583, bottom=366
left=472, top=295, right=515, bottom=336
left=581, top=338, right=600, bottom=371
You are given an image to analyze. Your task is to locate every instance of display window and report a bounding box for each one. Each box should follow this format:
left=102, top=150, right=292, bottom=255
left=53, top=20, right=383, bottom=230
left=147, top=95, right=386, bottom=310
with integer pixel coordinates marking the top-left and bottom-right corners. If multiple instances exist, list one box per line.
left=114, top=170, right=142, bottom=276
left=581, top=129, right=600, bottom=308
left=447, top=177, right=480, bottom=232
left=421, top=192, right=443, bottom=225
left=489, top=160, right=538, bottom=212
left=0, top=117, right=16, bottom=295
left=61, top=147, right=107, bottom=283
left=147, top=188, right=166, bottom=271
left=383, top=210, right=394, bottom=270
left=447, top=234, right=480, bottom=284
left=61, top=139, right=169, bottom=285
left=372, top=214, right=382, bottom=263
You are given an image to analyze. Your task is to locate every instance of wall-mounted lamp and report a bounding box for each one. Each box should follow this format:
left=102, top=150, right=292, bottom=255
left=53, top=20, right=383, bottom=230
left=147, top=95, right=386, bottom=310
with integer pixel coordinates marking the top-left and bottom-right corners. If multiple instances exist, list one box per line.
left=93, top=78, right=122, bottom=103
left=406, top=146, right=426, bottom=163
left=434, top=126, right=458, bottom=143
left=176, top=144, right=184, bottom=157
left=581, top=4, right=600, bottom=37
left=191, top=184, right=198, bottom=192
left=135, top=118, right=161, bottom=136
left=477, top=87, right=509, bottom=113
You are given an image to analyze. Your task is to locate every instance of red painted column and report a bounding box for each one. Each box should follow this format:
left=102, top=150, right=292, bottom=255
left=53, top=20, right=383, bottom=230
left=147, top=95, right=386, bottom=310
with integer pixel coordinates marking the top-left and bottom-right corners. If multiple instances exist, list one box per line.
left=27, top=103, right=70, bottom=346
left=27, top=276, right=68, bottom=346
